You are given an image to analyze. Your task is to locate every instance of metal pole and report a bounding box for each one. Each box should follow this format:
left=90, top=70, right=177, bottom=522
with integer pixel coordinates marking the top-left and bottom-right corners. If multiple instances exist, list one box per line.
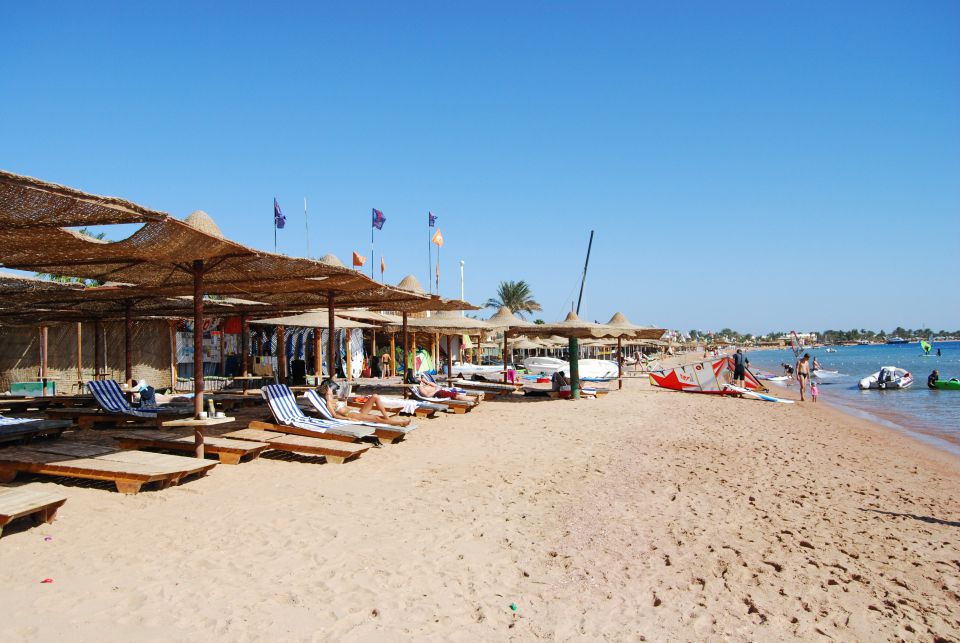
left=192, top=260, right=205, bottom=458
left=460, top=260, right=465, bottom=315
left=576, top=230, right=594, bottom=315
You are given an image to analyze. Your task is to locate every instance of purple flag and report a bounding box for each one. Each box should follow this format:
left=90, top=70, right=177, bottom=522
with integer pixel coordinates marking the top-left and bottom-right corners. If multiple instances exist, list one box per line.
left=428, top=211, right=437, bottom=227
left=372, top=208, right=386, bottom=230
left=274, top=198, right=286, bottom=229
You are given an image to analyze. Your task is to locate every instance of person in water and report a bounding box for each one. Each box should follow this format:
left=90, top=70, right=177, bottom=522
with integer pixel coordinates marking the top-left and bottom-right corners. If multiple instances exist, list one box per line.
left=317, top=378, right=411, bottom=427
left=796, top=353, right=811, bottom=401
left=812, top=356, right=822, bottom=372
left=937, top=348, right=942, bottom=357
left=928, top=370, right=939, bottom=389
left=732, top=349, right=749, bottom=388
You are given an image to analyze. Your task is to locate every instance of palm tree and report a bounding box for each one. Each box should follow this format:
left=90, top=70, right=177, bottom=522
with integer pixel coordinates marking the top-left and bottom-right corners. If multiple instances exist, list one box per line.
left=485, top=280, right=542, bottom=319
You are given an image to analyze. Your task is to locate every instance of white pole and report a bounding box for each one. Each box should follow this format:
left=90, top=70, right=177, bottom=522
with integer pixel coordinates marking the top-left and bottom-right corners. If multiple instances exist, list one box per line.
left=460, top=260, right=465, bottom=316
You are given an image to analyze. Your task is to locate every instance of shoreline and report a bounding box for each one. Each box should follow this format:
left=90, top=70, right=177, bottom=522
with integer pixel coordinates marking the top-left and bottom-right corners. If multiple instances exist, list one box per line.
left=1, top=370, right=958, bottom=639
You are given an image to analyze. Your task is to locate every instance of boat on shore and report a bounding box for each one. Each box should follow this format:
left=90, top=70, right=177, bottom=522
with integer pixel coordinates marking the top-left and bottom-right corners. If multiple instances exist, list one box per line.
left=858, top=367, right=913, bottom=390
left=522, top=356, right=619, bottom=380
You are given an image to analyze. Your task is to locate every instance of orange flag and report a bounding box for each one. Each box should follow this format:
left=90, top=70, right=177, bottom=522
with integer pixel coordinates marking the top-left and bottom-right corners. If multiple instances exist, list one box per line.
left=380, top=256, right=386, bottom=274
left=352, top=251, right=366, bottom=267
left=431, top=229, right=444, bottom=247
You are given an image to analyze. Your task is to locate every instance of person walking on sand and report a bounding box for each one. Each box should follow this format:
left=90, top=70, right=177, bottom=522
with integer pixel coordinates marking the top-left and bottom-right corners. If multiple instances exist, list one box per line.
left=732, top=349, right=749, bottom=388
left=796, top=353, right=811, bottom=401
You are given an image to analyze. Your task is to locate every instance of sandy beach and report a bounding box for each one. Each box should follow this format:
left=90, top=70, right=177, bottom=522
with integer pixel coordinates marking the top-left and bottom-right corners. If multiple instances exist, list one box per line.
left=1, top=372, right=958, bottom=641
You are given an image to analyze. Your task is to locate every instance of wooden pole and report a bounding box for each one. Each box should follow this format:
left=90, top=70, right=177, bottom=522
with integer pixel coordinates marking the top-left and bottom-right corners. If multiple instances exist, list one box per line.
left=168, top=320, right=177, bottom=390
left=617, top=336, right=623, bottom=390
left=277, top=325, right=287, bottom=384
left=124, top=300, right=134, bottom=387
left=402, top=313, right=409, bottom=391
left=192, top=260, right=205, bottom=458
left=502, top=331, right=509, bottom=383
left=312, top=327, right=321, bottom=381
left=371, top=329, right=377, bottom=377
left=326, top=292, right=336, bottom=380
left=241, top=314, right=250, bottom=377
left=446, top=334, right=453, bottom=381
left=39, top=326, right=48, bottom=396
left=389, top=332, right=396, bottom=378
left=93, top=318, right=103, bottom=378
left=75, top=322, right=83, bottom=392
left=219, top=323, right=226, bottom=378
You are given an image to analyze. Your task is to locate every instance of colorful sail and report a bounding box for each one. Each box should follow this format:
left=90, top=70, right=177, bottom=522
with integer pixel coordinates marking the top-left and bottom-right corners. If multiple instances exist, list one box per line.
left=920, top=340, right=932, bottom=354
left=649, top=356, right=767, bottom=394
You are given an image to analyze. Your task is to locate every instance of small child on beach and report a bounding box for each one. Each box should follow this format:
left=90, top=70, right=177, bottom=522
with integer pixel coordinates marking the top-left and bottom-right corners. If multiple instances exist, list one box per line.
left=810, top=381, right=819, bottom=402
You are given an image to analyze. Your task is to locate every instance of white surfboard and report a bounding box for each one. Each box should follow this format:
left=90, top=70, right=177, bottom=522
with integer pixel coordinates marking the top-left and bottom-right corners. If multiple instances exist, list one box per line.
left=724, top=384, right=795, bottom=404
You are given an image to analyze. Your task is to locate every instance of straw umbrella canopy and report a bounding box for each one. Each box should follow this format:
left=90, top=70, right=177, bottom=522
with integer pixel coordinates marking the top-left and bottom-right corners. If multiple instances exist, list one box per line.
left=483, top=307, right=534, bottom=382
left=521, top=311, right=622, bottom=398
left=379, top=310, right=494, bottom=378
left=250, top=312, right=373, bottom=329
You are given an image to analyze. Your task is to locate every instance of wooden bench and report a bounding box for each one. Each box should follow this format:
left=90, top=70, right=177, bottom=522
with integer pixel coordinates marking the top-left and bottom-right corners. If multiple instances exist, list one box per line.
left=45, top=408, right=169, bottom=430
left=114, top=431, right=269, bottom=465
left=0, top=485, right=67, bottom=537
left=224, top=428, right=369, bottom=464
left=0, top=443, right=217, bottom=494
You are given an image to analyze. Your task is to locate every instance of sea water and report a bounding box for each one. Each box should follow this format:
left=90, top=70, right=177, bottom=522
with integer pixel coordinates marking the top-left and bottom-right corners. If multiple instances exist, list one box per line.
left=747, top=341, right=960, bottom=455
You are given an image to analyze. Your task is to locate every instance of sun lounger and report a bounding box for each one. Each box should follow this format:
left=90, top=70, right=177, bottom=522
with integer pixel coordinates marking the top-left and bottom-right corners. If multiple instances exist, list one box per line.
left=0, top=442, right=216, bottom=494
left=223, top=428, right=369, bottom=464
left=114, top=431, right=269, bottom=465
left=348, top=395, right=441, bottom=418
left=421, top=373, right=487, bottom=401
left=0, top=416, right=72, bottom=445
left=45, top=380, right=191, bottom=429
left=0, top=484, right=67, bottom=537
left=409, top=386, right=476, bottom=414
left=260, top=385, right=375, bottom=442
left=301, top=389, right=416, bottom=444
left=447, top=378, right=522, bottom=396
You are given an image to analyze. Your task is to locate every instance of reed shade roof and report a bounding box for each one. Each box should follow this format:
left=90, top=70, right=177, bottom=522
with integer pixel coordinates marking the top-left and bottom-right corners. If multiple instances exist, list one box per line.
left=510, top=337, right=543, bottom=350
left=336, top=309, right=403, bottom=324
left=605, top=312, right=667, bottom=340
left=485, top=306, right=535, bottom=330
left=381, top=309, right=494, bottom=334
left=0, top=169, right=167, bottom=228
left=522, top=311, right=618, bottom=339
left=249, top=311, right=373, bottom=329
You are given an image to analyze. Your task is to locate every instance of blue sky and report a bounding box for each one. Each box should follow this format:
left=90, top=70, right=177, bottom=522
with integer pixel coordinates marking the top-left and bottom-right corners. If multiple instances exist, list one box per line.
left=2, top=1, right=958, bottom=334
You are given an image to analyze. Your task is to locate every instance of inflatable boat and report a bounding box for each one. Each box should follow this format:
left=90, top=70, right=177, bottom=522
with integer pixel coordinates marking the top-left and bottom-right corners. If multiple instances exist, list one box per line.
left=931, top=378, right=960, bottom=391
left=858, top=367, right=913, bottom=390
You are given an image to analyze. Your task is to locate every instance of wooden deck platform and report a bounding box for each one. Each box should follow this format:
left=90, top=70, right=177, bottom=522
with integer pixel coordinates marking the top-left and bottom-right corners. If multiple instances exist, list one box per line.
left=0, top=484, right=67, bottom=537
left=0, top=443, right=217, bottom=494
left=45, top=408, right=167, bottom=430
left=114, top=431, right=269, bottom=465
left=223, top=428, right=369, bottom=464
left=0, top=420, right=72, bottom=445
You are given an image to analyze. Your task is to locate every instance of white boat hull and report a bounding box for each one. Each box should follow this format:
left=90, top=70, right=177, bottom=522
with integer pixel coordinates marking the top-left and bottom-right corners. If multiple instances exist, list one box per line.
left=522, top=357, right=618, bottom=380
left=858, top=367, right=913, bottom=390
left=450, top=362, right=505, bottom=381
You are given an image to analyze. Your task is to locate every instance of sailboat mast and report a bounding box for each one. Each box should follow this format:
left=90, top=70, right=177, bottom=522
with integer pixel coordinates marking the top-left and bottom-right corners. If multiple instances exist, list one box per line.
left=576, top=230, right=594, bottom=315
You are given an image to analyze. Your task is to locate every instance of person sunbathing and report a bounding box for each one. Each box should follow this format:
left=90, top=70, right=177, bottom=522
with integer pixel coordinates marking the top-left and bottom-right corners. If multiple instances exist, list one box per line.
left=416, top=374, right=479, bottom=404
left=318, top=379, right=411, bottom=427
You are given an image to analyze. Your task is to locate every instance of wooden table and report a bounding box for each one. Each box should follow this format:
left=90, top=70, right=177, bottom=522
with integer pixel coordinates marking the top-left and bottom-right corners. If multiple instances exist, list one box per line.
left=162, top=416, right=235, bottom=459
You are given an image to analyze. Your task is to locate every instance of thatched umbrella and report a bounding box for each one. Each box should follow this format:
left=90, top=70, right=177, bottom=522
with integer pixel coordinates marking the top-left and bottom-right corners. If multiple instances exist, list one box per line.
left=381, top=309, right=493, bottom=379
left=484, top=307, right=534, bottom=382
left=523, top=311, right=620, bottom=398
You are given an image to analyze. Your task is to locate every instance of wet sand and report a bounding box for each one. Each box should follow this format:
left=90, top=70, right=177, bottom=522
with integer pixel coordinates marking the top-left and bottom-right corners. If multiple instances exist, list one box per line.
left=0, top=373, right=958, bottom=640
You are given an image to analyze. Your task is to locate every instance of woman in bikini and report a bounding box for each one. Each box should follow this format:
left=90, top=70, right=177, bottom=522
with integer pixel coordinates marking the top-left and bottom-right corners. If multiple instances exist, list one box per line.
left=318, top=379, right=411, bottom=427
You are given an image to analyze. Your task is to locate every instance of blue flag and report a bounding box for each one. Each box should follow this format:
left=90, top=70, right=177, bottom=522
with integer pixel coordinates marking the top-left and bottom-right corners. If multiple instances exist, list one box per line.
left=372, top=208, right=386, bottom=230
left=274, top=198, right=286, bottom=229
left=428, top=211, right=437, bottom=227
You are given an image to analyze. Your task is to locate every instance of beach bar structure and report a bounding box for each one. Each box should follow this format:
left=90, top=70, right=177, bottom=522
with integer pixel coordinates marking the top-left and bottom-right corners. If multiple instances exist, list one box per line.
left=0, top=169, right=445, bottom=456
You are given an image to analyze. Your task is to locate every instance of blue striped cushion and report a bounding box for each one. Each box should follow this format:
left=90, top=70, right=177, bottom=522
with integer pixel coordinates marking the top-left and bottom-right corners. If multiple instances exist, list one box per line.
left=87, top=380, right=157, bottom=417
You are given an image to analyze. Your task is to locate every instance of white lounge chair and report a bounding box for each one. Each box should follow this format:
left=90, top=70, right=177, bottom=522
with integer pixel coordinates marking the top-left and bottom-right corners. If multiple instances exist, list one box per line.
left=302, top=389, right=416, bottom=444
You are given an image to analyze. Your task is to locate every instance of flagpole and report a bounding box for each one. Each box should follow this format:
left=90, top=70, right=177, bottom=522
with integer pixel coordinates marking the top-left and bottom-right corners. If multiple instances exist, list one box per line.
left=436, top=243, right=440, bottom=294
left=427, top=219, right=432, bottom=295
left=304, top=197, right=310, bottom=258
left=370, top=219, right=374, bottom=279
